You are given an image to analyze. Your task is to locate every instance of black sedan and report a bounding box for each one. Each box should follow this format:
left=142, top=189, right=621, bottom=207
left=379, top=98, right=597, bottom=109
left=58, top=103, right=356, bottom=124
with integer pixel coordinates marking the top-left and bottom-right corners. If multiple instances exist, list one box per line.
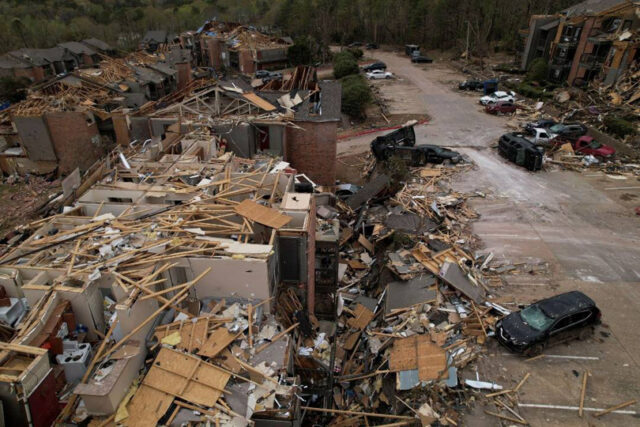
left=362, top=61, right=387, bottom=72
left=411, top=56, right=433, bottom=63
left=496, top=291, right=600, bottom=356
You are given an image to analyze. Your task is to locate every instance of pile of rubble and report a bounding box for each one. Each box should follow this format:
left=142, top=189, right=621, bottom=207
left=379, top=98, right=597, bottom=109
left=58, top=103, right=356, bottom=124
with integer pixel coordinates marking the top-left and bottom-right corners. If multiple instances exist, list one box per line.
left=295, top=159, right=524, bottom=425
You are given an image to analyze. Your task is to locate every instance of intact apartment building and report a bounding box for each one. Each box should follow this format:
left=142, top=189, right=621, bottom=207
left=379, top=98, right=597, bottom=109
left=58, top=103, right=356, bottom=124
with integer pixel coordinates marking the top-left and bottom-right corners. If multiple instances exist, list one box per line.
left=520, top=0, right=639, bottom=85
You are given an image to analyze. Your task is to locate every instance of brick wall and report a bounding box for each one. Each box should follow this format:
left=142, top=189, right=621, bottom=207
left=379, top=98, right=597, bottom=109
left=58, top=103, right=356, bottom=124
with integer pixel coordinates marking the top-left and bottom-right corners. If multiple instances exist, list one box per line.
left=45, top=111, right=104, bottom=174
left=285, top=121, right=337, bottom=186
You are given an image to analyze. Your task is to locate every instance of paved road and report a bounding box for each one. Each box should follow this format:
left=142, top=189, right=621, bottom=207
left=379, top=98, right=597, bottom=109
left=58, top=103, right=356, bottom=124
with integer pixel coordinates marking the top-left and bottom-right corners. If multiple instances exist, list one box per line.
left=339, top=50, right=640, bottom=425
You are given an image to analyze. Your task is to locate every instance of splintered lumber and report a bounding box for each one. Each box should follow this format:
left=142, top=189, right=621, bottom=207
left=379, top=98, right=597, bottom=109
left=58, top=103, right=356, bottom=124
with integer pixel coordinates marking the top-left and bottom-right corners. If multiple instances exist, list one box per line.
left=514, top=372, right=531, bottom=392
left=579, top=371, right=588, bottom=417
left=593, top=399, right=637, bottom=418
left=300, top=407, right=415, bottom=420
left=104, top=267, right=211, bottom=358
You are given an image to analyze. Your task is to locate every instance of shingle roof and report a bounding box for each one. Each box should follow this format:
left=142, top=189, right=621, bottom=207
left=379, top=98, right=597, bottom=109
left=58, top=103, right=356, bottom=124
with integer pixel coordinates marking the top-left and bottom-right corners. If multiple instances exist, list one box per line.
left=59, top=41, right=97, bottom=56
left=82, top=38, right=113, bottom=52
left=562, top=0, right=628, bottom=17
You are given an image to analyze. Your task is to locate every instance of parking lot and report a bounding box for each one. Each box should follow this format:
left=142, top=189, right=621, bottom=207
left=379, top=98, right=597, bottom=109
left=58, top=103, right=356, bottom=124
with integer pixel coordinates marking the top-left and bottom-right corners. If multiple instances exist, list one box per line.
left=339, top=49, right=640, bottom=425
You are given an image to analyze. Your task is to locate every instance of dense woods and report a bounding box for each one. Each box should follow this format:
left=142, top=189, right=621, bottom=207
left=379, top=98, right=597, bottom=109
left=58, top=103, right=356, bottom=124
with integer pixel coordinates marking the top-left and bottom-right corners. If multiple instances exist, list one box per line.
left=0, top=0, right=578, bottom=55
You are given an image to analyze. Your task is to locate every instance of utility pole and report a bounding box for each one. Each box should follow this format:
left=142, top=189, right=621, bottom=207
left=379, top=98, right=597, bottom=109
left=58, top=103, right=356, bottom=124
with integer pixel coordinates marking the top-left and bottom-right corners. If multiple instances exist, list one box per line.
left=465, top=21, right=470, bottom=63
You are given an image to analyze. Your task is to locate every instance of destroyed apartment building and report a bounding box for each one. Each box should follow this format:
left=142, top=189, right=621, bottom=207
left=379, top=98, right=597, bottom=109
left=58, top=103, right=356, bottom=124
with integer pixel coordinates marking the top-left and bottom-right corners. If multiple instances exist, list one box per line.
left=0, top=113, right=552, bottom=425
left=519, top=0, right=640, bottom=85
left=1, top=53, right=340, bottom=188
left=0, top=38, right=114, bottom=83
left=176, top=21, right=293, bottom=75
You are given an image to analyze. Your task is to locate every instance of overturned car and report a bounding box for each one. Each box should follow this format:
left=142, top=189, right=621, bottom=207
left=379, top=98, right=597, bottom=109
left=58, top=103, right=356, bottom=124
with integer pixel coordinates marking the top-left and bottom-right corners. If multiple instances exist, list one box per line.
left=371, top=124, right=462, bottom=166
left=498, top=133, right=544, bottom=171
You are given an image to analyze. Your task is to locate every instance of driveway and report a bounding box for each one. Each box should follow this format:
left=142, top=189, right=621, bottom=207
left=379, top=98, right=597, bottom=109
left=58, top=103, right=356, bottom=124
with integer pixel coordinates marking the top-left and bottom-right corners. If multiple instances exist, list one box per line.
left=339, top=50, right=640, bottom=425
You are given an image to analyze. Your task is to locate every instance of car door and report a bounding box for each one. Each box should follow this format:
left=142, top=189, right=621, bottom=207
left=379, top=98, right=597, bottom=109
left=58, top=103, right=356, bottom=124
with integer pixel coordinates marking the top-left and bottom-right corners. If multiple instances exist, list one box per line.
left=547, top=315, right=574, bottom=346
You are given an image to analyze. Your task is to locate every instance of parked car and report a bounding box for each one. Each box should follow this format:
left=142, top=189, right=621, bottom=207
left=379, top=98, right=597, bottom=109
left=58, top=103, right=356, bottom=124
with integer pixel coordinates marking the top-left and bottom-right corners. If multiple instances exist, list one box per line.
left=362, top=61, right=386, bottom=72
left=458, top=80, right=484, bottom=91
left=571, top=136, right=615, bottom=158
left=366, top=70, right=393, bottom=79
left=549, top=123, right=587, bottom=140
left=496, top=291, right=600, bottom=356
left=498, top=133, right=544, bottom=171
left=524, top=119, right=557, bottom=133
left=485, top=101, right=517, bottom=115
left=405, top=44, right=420, bottom=56
left=255, top=70, right=282, bottom=82
left=411, top=56, right=433, bottom=63
left=366, top=43, right=379, bottom=49
left=480, top=90, right=516, bottom=105
left=526, top=128, right=555, bottom=146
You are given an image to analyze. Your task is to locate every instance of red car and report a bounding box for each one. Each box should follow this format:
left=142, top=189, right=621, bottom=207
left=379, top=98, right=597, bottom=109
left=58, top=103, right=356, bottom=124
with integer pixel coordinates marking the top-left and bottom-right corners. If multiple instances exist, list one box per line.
left=572, top=136, right=615, bottom=158
left=486, top=101, right=516, bottom=115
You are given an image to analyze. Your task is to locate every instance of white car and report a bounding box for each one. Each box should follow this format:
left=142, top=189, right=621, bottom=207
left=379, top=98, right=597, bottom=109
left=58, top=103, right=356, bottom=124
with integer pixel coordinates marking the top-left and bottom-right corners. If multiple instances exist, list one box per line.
left=480, top=90, right=516, bottom=105
left=528, top=127, right=556, bottom=146
left=366, top=70, right=393, bottom=79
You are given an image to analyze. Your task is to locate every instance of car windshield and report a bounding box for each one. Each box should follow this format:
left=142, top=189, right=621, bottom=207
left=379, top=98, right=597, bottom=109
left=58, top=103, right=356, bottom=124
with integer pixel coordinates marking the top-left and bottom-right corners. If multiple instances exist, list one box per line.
left=589, top=140, right=602, bottom=148
left=519, top=305, right=554, bottom=331
left=549, top=124, right=565, bottom=133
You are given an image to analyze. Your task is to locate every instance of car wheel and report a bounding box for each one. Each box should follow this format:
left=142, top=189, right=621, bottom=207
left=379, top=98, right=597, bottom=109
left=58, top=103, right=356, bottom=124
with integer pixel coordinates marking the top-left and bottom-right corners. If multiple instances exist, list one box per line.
left=578, top=328, right=593, bottom=341
left=385, top=75, right=391, bottom=79
left=524, top=343, right=544, bottom=357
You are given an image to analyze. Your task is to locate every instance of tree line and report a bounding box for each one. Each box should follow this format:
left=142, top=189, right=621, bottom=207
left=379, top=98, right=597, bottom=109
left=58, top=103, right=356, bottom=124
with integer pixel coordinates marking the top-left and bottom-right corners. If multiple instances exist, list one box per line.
left=0, top=0, right=578, bottom=56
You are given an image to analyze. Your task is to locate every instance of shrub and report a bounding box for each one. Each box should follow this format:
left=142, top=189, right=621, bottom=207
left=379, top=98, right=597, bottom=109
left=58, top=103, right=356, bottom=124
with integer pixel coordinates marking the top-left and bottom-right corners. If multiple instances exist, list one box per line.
left=346, top=47, right=363, bottom=59
left=334, top=57, right=359, bottom=79
left=604, top=115, right=636, bottom=138
left=340, top=74, right=371, bottom=118
left=526, top=58, right=549, bottom=83
left=516, top=82, right=548, bottom=99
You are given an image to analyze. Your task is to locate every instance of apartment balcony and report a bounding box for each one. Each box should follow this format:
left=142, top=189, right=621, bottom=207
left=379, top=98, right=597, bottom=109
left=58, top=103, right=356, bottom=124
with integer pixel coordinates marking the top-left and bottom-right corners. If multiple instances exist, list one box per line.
left=579, top=54, right=605, bottom=70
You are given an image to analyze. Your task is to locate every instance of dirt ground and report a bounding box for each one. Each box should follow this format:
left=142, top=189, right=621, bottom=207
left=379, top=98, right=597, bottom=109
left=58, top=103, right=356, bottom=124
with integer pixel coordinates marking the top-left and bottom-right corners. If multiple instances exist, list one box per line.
left=337, top=50, right=640, bottom=426
left=0, top=176, right=60, bottom=244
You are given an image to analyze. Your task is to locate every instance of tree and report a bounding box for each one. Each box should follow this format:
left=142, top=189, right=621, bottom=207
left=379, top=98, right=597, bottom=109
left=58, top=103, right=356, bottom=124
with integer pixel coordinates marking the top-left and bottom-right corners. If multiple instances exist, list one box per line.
left=340, top=74, right=371, bottom=118
left=527, top=57, right=549, bottom=83
left=11, top=18, right=29, bottom=48
left=288, top=37, right=313, bottom=65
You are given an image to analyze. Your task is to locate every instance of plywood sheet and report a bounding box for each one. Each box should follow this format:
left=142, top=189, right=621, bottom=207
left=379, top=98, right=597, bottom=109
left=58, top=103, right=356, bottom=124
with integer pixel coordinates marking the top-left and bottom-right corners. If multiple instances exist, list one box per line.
left=125, top=384, right=173, bottom=427
left=143, top=347, right=230, bottom=407
left=417, top=338, right=447, bottom=381
left=154, top=317, right=210, bottom=352
left=389, top=335, right=418, bottom=371
left=242, top=92, right=277, bottom=112
left=346, top=304, right=375, bottom=330
left=198, top=327, right=239, bottom=358
left=234, top=199, right=292, bottom=229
